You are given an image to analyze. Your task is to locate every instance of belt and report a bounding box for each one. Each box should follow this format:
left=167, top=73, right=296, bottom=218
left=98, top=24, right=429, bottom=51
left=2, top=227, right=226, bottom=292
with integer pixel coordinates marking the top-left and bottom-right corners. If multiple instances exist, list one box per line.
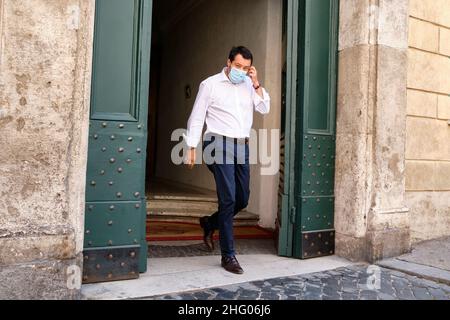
left=206, top=134, right=249, bottom=145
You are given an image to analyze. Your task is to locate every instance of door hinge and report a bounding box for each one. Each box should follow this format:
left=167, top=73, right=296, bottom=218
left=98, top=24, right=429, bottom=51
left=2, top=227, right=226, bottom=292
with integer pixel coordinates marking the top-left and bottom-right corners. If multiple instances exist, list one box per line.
left=290, top=206, right=297, bottom=224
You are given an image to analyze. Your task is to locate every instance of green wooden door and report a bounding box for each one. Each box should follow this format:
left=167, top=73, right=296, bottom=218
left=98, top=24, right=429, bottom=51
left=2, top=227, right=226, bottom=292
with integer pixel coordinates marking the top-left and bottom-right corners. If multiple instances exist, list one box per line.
left=278, top=0, right=339, bottom=259
left=82, top=0, right=153, bottom=284
left=276, top=0, right=297, bottom=257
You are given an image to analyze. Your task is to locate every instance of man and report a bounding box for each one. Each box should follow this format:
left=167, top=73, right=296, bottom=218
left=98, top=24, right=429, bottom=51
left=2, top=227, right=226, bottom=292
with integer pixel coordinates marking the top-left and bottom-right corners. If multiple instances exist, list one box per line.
left=184, top=46, right=270, bottom=274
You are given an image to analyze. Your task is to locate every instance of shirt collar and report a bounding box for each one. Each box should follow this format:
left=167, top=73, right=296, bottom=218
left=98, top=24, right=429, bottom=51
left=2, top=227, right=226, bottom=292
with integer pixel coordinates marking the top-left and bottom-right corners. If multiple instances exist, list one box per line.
left=220, top=67, right=232, bottom=83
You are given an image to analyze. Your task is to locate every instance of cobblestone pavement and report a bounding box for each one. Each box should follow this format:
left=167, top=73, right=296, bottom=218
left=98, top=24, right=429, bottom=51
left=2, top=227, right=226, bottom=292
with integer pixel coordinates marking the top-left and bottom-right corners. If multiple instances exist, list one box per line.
left=148, top=265, right=450, bottom=300
left=148, top=239, right=276, bottom=258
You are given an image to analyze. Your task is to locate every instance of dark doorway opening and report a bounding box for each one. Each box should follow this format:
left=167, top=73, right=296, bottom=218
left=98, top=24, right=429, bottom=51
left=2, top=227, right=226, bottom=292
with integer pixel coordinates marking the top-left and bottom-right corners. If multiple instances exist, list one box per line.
left=144, top=0, right=281, bottom=256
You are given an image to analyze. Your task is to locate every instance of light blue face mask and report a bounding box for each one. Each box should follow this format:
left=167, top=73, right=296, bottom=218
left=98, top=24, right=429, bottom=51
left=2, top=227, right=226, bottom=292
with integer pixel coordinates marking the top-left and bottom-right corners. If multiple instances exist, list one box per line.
left=229, top=67, right=247, bottom=84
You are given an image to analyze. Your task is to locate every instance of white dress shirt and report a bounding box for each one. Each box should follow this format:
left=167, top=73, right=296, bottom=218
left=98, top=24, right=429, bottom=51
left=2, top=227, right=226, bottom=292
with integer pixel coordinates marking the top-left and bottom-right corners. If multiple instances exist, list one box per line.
left=184, top=68, right=271, bottom=148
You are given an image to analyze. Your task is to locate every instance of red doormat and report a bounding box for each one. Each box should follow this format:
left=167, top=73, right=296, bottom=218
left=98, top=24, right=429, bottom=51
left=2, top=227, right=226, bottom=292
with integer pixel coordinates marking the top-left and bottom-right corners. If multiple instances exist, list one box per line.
left=146, top=221, right=274, bottom=242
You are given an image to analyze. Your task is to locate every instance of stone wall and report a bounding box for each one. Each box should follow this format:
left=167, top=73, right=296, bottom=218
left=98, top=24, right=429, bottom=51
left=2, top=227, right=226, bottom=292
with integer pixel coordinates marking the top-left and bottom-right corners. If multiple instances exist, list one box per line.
left=335, top=0, right=411, bottom=263
left=405, top=0, right=450, bottom=243
left=0, top=0, right=95, bottom=299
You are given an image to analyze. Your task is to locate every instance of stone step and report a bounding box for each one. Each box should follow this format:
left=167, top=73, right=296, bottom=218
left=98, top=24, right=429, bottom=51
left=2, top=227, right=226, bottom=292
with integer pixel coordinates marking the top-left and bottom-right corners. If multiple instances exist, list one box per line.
left=147, top=208, right=259, bottom=227
left=147, top=215, right=259, bottom=227
left=148, top=199, right=218, bottom=212
left=148, top=194, right=217, bottom=202
left=146, top=196, right=260, bottom=227
left=147, top=207, right=258, bottom=220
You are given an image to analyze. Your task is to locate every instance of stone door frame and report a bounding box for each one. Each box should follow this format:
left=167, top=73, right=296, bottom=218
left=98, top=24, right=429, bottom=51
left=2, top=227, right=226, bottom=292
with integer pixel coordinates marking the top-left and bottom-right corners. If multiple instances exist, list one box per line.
left=75, top=0, right=411, bottom=265
left=334, top=0, right=411, bottom=262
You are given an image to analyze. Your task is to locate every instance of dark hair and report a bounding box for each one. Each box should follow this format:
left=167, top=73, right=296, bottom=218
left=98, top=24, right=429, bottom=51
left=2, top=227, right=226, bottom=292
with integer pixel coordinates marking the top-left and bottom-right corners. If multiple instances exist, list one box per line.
left=228, top=46, right=253, bottom=65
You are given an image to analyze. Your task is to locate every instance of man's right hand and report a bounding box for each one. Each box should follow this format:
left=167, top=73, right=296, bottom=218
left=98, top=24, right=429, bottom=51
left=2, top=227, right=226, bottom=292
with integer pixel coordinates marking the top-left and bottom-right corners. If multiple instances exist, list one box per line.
left=186, top=148, right=196, bottom=170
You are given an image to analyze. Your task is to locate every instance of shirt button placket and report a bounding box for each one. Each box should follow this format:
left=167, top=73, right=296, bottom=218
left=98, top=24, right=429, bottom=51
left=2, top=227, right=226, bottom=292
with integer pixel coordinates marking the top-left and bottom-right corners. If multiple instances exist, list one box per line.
left=234, top=86, right=243, bottom=136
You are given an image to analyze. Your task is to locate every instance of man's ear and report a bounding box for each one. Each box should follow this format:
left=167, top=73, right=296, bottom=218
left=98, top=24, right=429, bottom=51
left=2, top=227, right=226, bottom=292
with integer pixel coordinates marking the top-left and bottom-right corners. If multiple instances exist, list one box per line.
left=226, top=59, right=231, bottom=67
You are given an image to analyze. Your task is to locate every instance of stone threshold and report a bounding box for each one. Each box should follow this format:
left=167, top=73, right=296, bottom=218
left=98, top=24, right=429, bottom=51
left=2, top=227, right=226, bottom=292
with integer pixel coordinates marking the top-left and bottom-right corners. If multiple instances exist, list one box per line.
left=81, top=254, right=354, bottom=300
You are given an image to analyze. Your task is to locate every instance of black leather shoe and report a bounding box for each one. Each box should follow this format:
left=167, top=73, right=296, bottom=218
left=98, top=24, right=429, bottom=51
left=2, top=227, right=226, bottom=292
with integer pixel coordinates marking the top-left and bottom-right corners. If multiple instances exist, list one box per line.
left=221, top=256, right=244, bottom=274
left=199, top=216, right=214, bottom=251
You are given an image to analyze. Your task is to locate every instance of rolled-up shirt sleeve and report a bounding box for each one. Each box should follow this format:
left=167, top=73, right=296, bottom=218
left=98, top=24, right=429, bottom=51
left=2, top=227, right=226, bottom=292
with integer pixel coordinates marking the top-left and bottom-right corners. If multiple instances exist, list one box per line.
left=253, top=87, right=271, bottom=115
left=184, top=81, right=211, bottom=148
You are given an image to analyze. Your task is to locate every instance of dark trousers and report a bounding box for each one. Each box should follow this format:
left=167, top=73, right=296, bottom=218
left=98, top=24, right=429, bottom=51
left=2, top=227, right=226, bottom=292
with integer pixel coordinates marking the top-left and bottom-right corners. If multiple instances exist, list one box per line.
left=202, top=135, right=250, bottom=258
